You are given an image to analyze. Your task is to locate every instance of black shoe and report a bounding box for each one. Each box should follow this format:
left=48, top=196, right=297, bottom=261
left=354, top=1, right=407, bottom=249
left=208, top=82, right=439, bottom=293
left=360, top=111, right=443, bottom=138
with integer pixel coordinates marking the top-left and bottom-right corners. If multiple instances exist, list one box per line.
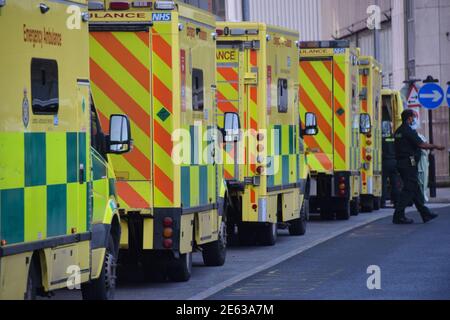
left=422, top=213, right=439, bottom=224
left=393, top=217, right=414, bottom=225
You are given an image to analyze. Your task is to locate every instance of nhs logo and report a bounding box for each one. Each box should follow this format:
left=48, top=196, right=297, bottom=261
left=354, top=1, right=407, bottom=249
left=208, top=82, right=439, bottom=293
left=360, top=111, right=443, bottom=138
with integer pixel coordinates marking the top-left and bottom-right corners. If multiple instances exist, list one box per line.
left=152, top=13, right=171, bottom=22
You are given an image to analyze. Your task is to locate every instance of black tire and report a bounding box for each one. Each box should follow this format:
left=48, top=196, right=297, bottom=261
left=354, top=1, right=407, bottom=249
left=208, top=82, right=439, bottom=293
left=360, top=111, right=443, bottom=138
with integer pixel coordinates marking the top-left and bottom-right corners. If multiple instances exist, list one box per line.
left=350, top=197, right=360, bottom=216
left=25, top=258, right=40, bottom=300
left=81, top=236, right=117, bottom=300
left=202, top=221, right=227, bottom=267
left=361, top=196, right=374, bottom=213
left=373, top=197, right=381, bottom=211
left=336, top=199, right=351, bottom=221
left=289, top=198, right=308, bottom=236
left=257, top=223, right=277, bottom=246
left=167, top=252, right=192, bottom=282
left=320, top=202, right=334, bottom=220
left=237, top=223, right=256, bottom=246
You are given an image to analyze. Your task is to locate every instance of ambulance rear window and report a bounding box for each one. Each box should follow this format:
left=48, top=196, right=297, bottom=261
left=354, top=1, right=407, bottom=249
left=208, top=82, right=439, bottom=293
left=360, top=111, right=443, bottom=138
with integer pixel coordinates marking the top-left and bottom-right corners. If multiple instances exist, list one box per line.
left=192, top=68, right=204, bottom=111
left=278, top=79, right=288, bottom=113
left=31, top=58, right=59, bottom=115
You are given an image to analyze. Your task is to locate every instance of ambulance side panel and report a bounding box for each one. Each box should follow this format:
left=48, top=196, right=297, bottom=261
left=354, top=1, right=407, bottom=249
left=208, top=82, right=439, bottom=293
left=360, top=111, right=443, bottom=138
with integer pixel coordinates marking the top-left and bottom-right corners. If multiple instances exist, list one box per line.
left=0, top=0, right=93, bottom=298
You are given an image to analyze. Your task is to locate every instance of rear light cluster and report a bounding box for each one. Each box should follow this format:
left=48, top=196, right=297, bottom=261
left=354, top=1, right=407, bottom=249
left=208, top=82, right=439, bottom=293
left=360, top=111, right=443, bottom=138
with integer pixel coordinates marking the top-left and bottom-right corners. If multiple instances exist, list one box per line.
left=338, top=176, right=346, bottom=197
left=256, top=133, right=265, bottom=175
left=163, top=217, right=174, bottom=249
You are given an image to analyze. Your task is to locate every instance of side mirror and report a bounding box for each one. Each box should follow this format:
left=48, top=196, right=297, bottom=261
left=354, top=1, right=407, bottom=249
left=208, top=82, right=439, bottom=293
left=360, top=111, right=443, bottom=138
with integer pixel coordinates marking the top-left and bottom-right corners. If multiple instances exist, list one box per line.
left=108, top=114, right=132, bottom=154
left=360, top=113, right=372, bottom=135
left=303, top=112, right=318, bottom=136
left=223, top=112, right=240, bottom=142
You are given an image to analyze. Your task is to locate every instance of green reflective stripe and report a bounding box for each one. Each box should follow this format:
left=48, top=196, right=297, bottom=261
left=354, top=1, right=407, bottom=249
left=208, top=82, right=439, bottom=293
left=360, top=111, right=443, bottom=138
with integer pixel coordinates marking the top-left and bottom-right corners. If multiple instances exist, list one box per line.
left=289, top=125, right=294, bottom=154
left=66, top=133, right=78, bottom=183
left=0, top=188, right=25, bottom=244
left=199, top=165, right=208, bottom=206
left=25, top=133, right=46, bottom=187
left=181, top=167, right=190, bottom=208
left=108, top=178, right=116, bottom=197
left=47, top=184, right=67, bottom=237
left=282, top=155, right=290, bottom=186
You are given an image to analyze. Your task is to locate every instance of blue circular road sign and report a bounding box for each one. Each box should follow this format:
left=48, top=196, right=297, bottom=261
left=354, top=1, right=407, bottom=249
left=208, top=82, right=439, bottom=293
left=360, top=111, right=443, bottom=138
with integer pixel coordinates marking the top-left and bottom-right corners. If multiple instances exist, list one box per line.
left=447, top=86, right=450, bottom=107
left=418, top=83, right=444, bottom=110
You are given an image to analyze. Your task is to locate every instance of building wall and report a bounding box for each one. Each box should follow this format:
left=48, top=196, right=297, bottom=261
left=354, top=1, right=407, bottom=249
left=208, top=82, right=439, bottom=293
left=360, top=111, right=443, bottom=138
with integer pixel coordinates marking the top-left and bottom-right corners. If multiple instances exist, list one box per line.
left=412, top=0, right=450, bottom=180
left=321, top=0, right=391, bottom=39
left=222, top=0, right=322, bottom=40
left=247, top=0, right=322, bottom=40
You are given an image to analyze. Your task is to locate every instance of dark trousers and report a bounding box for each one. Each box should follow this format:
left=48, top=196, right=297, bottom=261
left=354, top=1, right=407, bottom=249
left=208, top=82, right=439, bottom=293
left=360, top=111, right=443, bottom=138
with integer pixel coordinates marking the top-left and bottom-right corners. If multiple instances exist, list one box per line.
left=394, top=161, right=432, bottom=219
left=382, top=159, right=400, bottom=205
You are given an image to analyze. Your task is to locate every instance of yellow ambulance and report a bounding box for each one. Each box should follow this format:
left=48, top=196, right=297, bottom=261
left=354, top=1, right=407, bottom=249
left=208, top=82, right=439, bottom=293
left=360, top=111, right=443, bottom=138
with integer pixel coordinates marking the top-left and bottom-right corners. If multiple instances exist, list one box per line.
left=358, top=56, right=383, bottom=212
left=216, top=22, right=317, bottom=246
left=381, top=89, right=404, bottom=207
left=299, top=41, right=369, bottom=220
left=0, top=0, right=131, bottom=299
left=89, top=0, right=225, bottom=282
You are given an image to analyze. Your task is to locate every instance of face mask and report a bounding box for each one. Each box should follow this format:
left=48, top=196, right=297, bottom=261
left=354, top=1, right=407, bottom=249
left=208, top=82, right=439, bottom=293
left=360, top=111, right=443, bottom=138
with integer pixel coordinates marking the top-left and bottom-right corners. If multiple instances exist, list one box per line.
left=409, top=118, right=418, bottom=130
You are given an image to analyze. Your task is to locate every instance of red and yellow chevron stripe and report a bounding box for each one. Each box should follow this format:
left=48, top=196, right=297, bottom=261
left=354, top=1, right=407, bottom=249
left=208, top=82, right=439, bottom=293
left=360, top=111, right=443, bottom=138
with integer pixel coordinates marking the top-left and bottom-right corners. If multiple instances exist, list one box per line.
left=217, top=48, right=240, bottom=180
left=151, top=23, right=176, bottom=208
left=89, top=31, right=152, bottom=209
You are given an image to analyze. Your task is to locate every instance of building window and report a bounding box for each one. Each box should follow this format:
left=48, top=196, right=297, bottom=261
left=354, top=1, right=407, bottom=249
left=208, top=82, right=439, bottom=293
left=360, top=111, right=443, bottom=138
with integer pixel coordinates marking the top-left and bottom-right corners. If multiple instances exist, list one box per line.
left=192, top=68, right=204, bottom=111
left=406, top=0, right=416, bottom=78
left=31, top=58, right=59, bottom=115
left=277, top=79, right=288, bottom=113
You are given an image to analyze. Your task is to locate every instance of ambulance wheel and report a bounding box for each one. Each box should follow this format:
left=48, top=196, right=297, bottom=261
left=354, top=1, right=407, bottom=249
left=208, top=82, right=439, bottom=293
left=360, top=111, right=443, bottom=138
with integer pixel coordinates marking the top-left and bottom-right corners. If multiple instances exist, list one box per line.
left=168, top=252, right=192, bottom=282
left=320, top=202, right=334, bottom=220
left=258, top=223, right=277, bottom=246
left=25, top=258, right=40, bottom=300
left=373, top=197, right=381, bottom=211
left=289, top=198, right=308, bottom=236
left=238, top=224, right=256, bottom=246
left=336, top=200, right=351, bottom=221
left=361, top=196, right=374, bottom=213
left=350, top=198, right=360, bottom=216
left=82, top=236, right=117, bottom=300
left=202, top=222, right=227, bottom=267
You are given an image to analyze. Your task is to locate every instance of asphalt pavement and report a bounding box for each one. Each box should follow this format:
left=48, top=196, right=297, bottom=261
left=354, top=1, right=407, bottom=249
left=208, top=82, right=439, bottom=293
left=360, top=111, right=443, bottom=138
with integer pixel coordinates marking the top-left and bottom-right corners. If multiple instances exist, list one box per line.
left=52, top=203, right=449, bottom=300
left=210, top=206, right=450, bottom=300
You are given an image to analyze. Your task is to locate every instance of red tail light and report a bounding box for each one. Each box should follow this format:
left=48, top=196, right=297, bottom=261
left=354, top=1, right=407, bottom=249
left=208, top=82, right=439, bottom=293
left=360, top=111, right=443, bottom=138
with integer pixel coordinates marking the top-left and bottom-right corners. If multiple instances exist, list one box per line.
left=216, top=29, right=224, bottom=36
left=163, top=217, right=173, bottom=227
left=110, top=1, right=130, bottom=10
left=163, top=239, right=173, bottom=249
left=256, top=166, right=264, bottom=175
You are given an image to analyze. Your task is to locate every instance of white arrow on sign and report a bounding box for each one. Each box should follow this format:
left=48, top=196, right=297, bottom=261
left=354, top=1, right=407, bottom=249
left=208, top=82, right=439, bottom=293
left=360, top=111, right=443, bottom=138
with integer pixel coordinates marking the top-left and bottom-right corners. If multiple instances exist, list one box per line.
left=420, top=90, right=443, bottom=102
